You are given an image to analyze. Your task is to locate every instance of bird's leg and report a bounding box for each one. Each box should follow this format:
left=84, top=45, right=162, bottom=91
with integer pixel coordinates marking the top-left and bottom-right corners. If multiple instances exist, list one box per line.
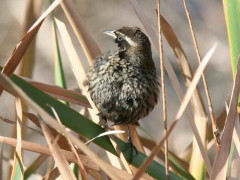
left=97, top=113, right=108, bottom=128
left=124, top=125, right=138, bottom=164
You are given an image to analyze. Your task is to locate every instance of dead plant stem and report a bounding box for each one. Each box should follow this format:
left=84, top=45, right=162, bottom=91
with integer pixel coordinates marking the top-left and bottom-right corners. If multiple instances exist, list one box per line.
left=157, top=0, right=169, bottom=179
left=50, top=107, right=89, bottom=180
left=182, top=0, right=220, bottom=148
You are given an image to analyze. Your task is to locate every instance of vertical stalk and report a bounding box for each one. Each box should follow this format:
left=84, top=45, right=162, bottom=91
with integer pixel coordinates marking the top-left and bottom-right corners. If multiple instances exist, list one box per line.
left=157, top=0, right=169, bottom=179
left=182, top=0, right=220, bottom=148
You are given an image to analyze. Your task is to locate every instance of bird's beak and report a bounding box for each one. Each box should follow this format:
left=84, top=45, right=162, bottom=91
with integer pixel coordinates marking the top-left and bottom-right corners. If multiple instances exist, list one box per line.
left=103, top=30, right=117, bottom=39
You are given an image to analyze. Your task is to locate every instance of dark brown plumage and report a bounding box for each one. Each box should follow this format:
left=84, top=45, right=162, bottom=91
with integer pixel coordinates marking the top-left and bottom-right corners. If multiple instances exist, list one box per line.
left=87, top=26, right=159, bottom=126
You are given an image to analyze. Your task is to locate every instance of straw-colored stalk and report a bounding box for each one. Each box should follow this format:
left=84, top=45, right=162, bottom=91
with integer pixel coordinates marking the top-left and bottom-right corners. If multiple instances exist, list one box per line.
left=157, top=0, right=169, bottom=179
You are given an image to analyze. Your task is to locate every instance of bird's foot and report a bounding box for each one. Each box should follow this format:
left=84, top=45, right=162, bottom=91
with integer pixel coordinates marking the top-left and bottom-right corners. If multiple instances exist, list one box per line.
left=127, top=141, right=138, bottom=164
left=97, top=113, right=108, bottom=128
left=123, top=127, right=139, bottom=164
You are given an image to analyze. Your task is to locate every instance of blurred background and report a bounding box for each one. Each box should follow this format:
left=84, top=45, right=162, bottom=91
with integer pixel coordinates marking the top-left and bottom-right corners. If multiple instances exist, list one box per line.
left=0, top=0, right=232, bottom=179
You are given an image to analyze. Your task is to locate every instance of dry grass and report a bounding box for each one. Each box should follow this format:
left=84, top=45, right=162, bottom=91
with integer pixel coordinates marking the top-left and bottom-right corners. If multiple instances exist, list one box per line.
left=0, top=0, right=238, bottom=180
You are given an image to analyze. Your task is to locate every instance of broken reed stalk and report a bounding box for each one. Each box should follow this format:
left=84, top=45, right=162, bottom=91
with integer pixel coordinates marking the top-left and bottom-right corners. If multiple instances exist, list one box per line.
left=157, top=0, right=169, bottom=179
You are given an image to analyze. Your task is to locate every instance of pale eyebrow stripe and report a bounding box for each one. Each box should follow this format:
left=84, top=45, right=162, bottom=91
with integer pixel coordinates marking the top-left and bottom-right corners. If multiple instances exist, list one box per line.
left=116, top=31, right=138, bottom=47
left=125, top=36, right=138, bottom=47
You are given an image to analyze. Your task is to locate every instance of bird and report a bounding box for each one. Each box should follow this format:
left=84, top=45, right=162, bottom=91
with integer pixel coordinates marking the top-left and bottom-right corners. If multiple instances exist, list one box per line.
left=87, top=26, right=159, bottom=159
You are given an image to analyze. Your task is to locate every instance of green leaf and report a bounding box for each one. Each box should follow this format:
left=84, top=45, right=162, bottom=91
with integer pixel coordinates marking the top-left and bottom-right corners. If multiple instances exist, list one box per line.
left=12, top=153, right=24, bottom=180
left=223, top=0, right=240, bottom=76
left=114, top=137, right=182, bottom=180
left=8, top=73, right=117, bottom=155
left=139, top=130, right=194, bottom=179
left=223, top=0, right=240, bottom=107
left=4, top=71, right=184, bottom=179
left=52, top=14, right=69, bottom=107
left=13, top=164, right=23, bottom=180
left=168, top=153, right=195, bottom=180
left=52, top=18, right=67, bottom=89
left=24, top=155, right=47, bottom=179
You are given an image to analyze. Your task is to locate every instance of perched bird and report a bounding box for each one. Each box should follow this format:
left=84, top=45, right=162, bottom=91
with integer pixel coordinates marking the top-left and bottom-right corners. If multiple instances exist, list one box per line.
left=87, top=26, right=159, bottom=153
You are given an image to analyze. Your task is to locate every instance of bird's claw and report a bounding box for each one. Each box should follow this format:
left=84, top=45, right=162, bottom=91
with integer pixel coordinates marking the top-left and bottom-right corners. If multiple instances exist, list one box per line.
left=123, top=138, right=138, bottom=164
left=97, top=113, right=108, bottom=128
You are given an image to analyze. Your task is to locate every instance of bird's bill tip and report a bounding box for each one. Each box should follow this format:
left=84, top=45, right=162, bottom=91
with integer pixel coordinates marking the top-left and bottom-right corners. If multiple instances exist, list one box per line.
left=103, top=30, right=116, bottom=38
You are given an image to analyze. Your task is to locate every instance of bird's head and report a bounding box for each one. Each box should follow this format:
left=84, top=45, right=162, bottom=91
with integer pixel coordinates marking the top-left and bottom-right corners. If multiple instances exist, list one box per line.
left=104, top=26, right=151, bottom=51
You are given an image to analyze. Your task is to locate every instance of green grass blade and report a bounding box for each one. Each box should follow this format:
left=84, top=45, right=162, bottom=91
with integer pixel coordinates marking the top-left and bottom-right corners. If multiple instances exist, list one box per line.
left=139, top=133, right=194, bottom=179
left=13, top=164, right=23, bottom=180
left=24, top=155, right=47, bottom=179
left=3, top=70, right=184, bottom=180
left=168, top=153, right=195, bottom=180
left=11, top=153, right=24, bottom=180
left=8, top=73, right=117, bottom=155
left=52, top=18, right=67, bottom=89
left=223, top=0, right=240, bottom=77
left=114, top=137, right=182, bottom=180
left=223, top=0, right=240, bottom=108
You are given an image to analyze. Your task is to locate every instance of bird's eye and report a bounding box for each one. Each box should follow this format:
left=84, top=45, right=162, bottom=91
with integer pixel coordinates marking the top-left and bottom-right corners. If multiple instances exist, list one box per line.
left=135, top=30, right=141, bottom=36
left=117, top=36, right=123, bottom=41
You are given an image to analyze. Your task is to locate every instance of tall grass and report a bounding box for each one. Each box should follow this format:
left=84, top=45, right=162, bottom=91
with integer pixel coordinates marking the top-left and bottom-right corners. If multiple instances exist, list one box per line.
left=0, top=0, right=239, bottom=179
